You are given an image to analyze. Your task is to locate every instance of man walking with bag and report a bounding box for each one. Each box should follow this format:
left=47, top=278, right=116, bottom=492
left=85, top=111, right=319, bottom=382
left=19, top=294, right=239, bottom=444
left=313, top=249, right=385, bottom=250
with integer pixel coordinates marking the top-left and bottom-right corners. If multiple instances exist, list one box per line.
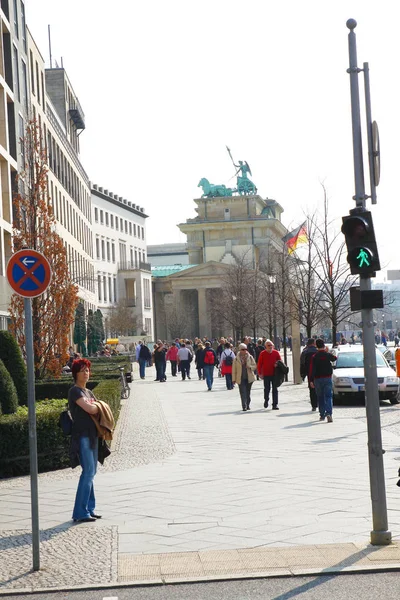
left=257, top=339, right=282, bottom=410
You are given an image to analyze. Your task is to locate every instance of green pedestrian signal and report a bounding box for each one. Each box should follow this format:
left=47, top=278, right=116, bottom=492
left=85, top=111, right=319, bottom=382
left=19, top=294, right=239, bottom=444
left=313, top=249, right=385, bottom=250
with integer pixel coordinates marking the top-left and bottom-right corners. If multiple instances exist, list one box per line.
left=357, top=248, right=371, bottom=268
left=341, top=210, right=380, bottom=277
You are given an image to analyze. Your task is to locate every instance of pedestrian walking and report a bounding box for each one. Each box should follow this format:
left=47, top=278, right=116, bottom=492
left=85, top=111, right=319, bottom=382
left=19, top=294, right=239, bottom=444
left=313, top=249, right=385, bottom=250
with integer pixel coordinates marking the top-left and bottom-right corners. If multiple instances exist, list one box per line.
left=220, top=342, right=235, bottom=390
left=154, top=341, right=167, bottom=382
left=195, top=343, right=205, bottom=379
left=300, top=338, right=318, bottom=411
left=138, top=343, right=151, bottom=379
left=177, top=342, right=191, bottom=380
left=166, top=342, right=179, bottom=377
left=232, top=343, right=256, bottom=411
left=309, top=338, right=336, bottom=422
left=257, top=339, right=282, bottom=410
left=69, top=359, right=102, bottom=523
left=255, top=338, right=264, bottom=380
left=203, top=341, right=217, bottom=391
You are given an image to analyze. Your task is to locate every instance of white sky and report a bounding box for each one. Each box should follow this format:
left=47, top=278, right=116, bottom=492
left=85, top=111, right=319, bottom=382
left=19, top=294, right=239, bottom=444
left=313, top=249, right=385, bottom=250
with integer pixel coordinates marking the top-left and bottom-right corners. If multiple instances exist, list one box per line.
left=27, top=0, right=400, bottom=279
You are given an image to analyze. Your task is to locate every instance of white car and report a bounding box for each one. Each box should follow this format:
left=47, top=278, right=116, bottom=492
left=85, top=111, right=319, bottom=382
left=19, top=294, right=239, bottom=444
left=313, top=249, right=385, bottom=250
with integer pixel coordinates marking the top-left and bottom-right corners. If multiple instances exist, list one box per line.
left=332, top=348, right=399, bottom=404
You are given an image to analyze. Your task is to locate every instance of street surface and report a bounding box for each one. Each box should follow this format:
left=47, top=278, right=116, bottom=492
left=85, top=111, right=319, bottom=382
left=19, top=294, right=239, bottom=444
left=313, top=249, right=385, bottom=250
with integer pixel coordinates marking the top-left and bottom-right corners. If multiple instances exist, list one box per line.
left=1, top=572, right=400, bottom=600
left=1, top=355, right=400, bottom=592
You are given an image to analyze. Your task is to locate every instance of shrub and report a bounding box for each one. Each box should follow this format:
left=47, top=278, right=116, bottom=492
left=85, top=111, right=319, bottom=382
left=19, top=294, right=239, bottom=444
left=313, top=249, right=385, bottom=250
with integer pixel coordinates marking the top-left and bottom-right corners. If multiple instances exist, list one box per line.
left=92, top=379, right=122, bottom=422
left=0, top=399, right=70, bottom=478
left=0, top=331, right=28, bottom=405
left=0, top=359, right=18, bottom=414
left=0, top=381, right=122, bottom=478
left=35, top=380, right=101, bottom=401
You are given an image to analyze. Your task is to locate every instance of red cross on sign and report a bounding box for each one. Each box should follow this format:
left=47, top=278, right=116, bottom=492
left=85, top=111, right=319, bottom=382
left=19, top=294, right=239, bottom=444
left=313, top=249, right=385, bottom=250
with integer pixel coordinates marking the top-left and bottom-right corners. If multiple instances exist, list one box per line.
left=6, top=249, right=52, bottom=298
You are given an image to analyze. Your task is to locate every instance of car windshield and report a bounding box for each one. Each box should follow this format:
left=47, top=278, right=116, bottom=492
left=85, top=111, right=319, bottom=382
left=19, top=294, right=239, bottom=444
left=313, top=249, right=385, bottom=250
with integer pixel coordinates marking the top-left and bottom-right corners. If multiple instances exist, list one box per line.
left=336, top=351, right=387, bottom=369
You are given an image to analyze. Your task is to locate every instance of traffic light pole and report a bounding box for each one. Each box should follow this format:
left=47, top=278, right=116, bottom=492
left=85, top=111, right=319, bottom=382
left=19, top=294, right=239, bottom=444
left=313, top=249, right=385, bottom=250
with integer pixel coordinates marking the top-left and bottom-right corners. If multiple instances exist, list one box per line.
left=346, top=18, right=391, bottom=545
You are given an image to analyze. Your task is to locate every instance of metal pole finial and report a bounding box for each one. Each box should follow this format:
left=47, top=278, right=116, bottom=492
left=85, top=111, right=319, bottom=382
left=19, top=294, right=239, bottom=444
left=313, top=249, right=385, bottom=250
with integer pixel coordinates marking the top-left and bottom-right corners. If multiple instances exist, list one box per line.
left=346, top=18, right=357, bottom=30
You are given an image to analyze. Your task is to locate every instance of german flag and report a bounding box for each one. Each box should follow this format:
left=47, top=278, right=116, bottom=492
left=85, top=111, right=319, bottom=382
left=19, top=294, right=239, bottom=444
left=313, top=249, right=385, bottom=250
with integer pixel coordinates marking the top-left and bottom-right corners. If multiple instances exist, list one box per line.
left=282, top=221, right=308, bottom=254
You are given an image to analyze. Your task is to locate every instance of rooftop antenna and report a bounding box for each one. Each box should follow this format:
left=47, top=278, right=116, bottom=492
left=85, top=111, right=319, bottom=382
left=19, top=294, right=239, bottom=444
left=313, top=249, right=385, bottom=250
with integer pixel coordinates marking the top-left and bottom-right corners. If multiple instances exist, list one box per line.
left=48, top=25, right=52, bottom=68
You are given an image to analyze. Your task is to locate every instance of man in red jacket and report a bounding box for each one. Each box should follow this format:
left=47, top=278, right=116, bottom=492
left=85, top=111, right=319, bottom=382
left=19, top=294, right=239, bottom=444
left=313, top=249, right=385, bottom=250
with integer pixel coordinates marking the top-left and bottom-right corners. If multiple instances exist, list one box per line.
left=257, top=339, right=282, bottom=409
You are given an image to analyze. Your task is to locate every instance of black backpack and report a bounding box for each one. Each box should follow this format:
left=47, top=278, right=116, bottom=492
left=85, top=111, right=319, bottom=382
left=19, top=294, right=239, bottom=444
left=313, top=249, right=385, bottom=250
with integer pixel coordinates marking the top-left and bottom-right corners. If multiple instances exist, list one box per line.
left=58, top=406, right=73, bottom=436
left=223, top=352, right=233, bottom=366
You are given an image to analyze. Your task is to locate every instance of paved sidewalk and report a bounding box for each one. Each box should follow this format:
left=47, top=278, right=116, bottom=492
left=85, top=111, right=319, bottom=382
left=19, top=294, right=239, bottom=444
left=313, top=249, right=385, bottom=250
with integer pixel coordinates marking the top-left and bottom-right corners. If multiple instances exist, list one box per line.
left=1, top=360, right=400, bottom=591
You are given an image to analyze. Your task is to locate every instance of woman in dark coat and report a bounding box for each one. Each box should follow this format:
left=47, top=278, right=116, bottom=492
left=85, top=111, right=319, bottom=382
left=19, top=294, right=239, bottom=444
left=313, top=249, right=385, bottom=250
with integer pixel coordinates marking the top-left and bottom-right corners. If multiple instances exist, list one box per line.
left=195, top=344, right=205, bottom=380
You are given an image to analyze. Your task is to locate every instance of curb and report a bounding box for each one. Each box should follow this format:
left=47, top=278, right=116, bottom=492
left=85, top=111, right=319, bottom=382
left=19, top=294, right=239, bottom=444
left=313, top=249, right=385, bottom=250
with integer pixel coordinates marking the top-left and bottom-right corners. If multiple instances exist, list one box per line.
left=1, top=561, right=400, bottom=596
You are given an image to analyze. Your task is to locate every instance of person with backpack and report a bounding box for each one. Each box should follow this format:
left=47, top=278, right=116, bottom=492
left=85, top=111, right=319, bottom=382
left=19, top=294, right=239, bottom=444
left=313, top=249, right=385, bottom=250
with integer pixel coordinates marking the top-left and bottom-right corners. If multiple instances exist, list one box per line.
left=220, top=342, right=235, bottom=390
left=257, top=339, right=282, bottom=410
left=203, top=341, right=217, bottom=391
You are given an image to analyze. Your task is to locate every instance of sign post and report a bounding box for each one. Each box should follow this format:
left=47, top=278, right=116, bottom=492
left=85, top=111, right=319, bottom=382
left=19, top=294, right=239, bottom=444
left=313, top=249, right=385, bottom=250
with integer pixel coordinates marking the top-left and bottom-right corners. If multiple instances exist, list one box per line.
left=6, top=249, right=52, bottom=571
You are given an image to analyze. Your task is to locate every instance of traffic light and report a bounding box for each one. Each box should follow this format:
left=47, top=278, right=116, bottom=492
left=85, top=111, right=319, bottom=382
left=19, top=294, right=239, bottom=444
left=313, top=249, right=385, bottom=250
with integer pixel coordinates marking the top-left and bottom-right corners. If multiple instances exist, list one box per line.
left=341, top=210, right=380, bottom=277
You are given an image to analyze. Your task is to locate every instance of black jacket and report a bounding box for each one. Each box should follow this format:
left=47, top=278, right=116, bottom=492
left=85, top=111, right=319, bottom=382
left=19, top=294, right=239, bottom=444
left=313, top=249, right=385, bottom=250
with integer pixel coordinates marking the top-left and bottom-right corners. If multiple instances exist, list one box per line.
left=309, top=351, right=336, bottom=381
left=300, top=346, right=317, bottom=380
left=139, top=345, right=151, bottom=361
left=274, top=360, right=289, bottom=388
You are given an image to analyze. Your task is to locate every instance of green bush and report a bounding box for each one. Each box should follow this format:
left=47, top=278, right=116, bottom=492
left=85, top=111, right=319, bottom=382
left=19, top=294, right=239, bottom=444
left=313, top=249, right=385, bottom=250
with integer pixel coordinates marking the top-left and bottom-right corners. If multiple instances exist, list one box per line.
left=91, top=379, right=122, bottom=422
left=0, top=331, right=28, bottom=405
left=0, top=359, right=18, bottom=414
left=0, top=399, right=71, bottom=478
left=0, top=381, right=122, bottom=479
left=35, top=379, right=101, bottom=401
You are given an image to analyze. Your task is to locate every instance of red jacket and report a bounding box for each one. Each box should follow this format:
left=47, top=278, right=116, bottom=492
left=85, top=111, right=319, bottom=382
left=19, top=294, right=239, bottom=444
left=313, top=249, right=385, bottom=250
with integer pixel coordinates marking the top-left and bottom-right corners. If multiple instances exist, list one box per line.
left=166, top=346, right=178, bottom=361
left=257, top=349, right=281, bottom=376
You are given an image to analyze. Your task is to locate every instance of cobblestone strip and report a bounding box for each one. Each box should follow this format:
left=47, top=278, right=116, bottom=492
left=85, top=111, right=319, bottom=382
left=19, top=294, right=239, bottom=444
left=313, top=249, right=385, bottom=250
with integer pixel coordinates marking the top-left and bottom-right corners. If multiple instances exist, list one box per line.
left=0, top=525, right=117, bottom=590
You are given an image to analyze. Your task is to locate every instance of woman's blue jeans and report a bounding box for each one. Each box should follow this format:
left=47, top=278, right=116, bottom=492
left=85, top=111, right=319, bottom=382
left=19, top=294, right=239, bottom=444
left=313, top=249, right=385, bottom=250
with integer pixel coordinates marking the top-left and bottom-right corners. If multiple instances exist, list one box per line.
left=72, top=436, right=98, bottom=520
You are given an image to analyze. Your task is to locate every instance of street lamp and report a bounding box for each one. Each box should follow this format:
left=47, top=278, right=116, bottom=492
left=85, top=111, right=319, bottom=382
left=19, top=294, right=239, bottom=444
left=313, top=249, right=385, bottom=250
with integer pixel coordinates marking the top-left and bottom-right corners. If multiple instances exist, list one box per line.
left=269, top=275, right=277, bottom=346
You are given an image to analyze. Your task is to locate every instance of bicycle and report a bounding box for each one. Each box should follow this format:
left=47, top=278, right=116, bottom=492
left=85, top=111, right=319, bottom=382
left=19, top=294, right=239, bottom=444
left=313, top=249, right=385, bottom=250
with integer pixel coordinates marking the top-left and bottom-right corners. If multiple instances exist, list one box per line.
left=118, top=366, right=131, bottom=399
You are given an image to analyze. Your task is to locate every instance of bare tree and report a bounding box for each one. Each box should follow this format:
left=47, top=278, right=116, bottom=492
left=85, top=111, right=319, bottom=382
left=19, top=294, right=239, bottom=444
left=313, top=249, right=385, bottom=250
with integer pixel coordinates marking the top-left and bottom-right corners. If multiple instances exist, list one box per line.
left=291, top=214, right=326, bottom=337
left=310, top=185, right=358, bottom=343
left=108, top=300, right=138, bottom=336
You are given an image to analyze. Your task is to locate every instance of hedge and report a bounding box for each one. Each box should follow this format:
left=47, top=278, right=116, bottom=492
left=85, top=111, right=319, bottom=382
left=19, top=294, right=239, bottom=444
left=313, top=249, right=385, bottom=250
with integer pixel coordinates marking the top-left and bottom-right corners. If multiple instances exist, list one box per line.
left=35, top=380, right=101, bottom=401
left=0, top=359, right=18, bottom=415
left=0, top=331, right=28, bottom=405
left=0, top=379, right=122, bottom=479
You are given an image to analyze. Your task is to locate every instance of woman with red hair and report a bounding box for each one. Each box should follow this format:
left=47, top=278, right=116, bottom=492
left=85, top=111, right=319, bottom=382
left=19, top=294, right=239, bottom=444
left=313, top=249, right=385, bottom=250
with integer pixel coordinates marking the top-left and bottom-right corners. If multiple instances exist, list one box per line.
left=68, top=358, right=101, bottom=523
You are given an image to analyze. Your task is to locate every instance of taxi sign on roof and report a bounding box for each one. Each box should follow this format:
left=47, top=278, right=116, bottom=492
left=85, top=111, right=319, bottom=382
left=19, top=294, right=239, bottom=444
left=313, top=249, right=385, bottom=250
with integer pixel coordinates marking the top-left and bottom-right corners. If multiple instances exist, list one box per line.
left=6, top=249, right=52, bottom=298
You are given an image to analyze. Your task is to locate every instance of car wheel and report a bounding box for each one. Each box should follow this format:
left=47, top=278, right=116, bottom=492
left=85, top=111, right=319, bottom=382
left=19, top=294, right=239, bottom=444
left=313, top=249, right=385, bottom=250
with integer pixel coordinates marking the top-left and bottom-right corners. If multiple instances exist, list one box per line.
left=390, top=398, right=399, bottom=405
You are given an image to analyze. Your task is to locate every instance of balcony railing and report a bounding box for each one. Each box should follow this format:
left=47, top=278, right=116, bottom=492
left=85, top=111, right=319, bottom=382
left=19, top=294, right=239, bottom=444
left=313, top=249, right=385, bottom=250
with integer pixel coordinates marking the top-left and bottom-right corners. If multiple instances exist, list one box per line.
left=118, top=261, right=151, bottom=272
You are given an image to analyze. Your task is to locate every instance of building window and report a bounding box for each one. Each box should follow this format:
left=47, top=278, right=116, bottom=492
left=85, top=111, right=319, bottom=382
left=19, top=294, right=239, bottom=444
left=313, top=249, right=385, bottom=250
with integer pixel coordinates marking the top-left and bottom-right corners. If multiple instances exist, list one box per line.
left=12, top=45, right=20, bottom=100
left=13, top=0, right=18, bottom=37
left=110, top=214, right=114, bottom=228
left=115, top=217, right=119, bottom=231
left=94, top=207, right=98, bottom=222
left=103, top=275, right=107, bottom=302
left=98, top=275, right=102, bottom=302
left=96, top=237, right=100, bottom=259
left=143, top=279, right=151, bottom=309
left=142, top=226, right=145, bottom=240
left=129, top=222, right=132, bottom=236
left=105, top=212, right=109, bottom=226
left=35, top=60, right=40, bottom=105
left=108, top=276, right=112, bottom=302
left=100, top=210, right=104, bottom=225
left=106, top=240, right=110, bottom=261
left=145, top=318, right=152, bottom=336
left=120, top=218, right=123, bottom=231
left=113, top=276, right=117, bottom=302
left=21, top=59, right=27, bottom=108
left=21, top=2, right=26, bottom=51
left=124, top=220, right=128, bottom=234
left=29, top=51, right=35, bottom=95
left=133, top=224, right=136, bottom=236
left=111, top=242, right=115, bottom=262
left=101, top=239, right=105, bottom=260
